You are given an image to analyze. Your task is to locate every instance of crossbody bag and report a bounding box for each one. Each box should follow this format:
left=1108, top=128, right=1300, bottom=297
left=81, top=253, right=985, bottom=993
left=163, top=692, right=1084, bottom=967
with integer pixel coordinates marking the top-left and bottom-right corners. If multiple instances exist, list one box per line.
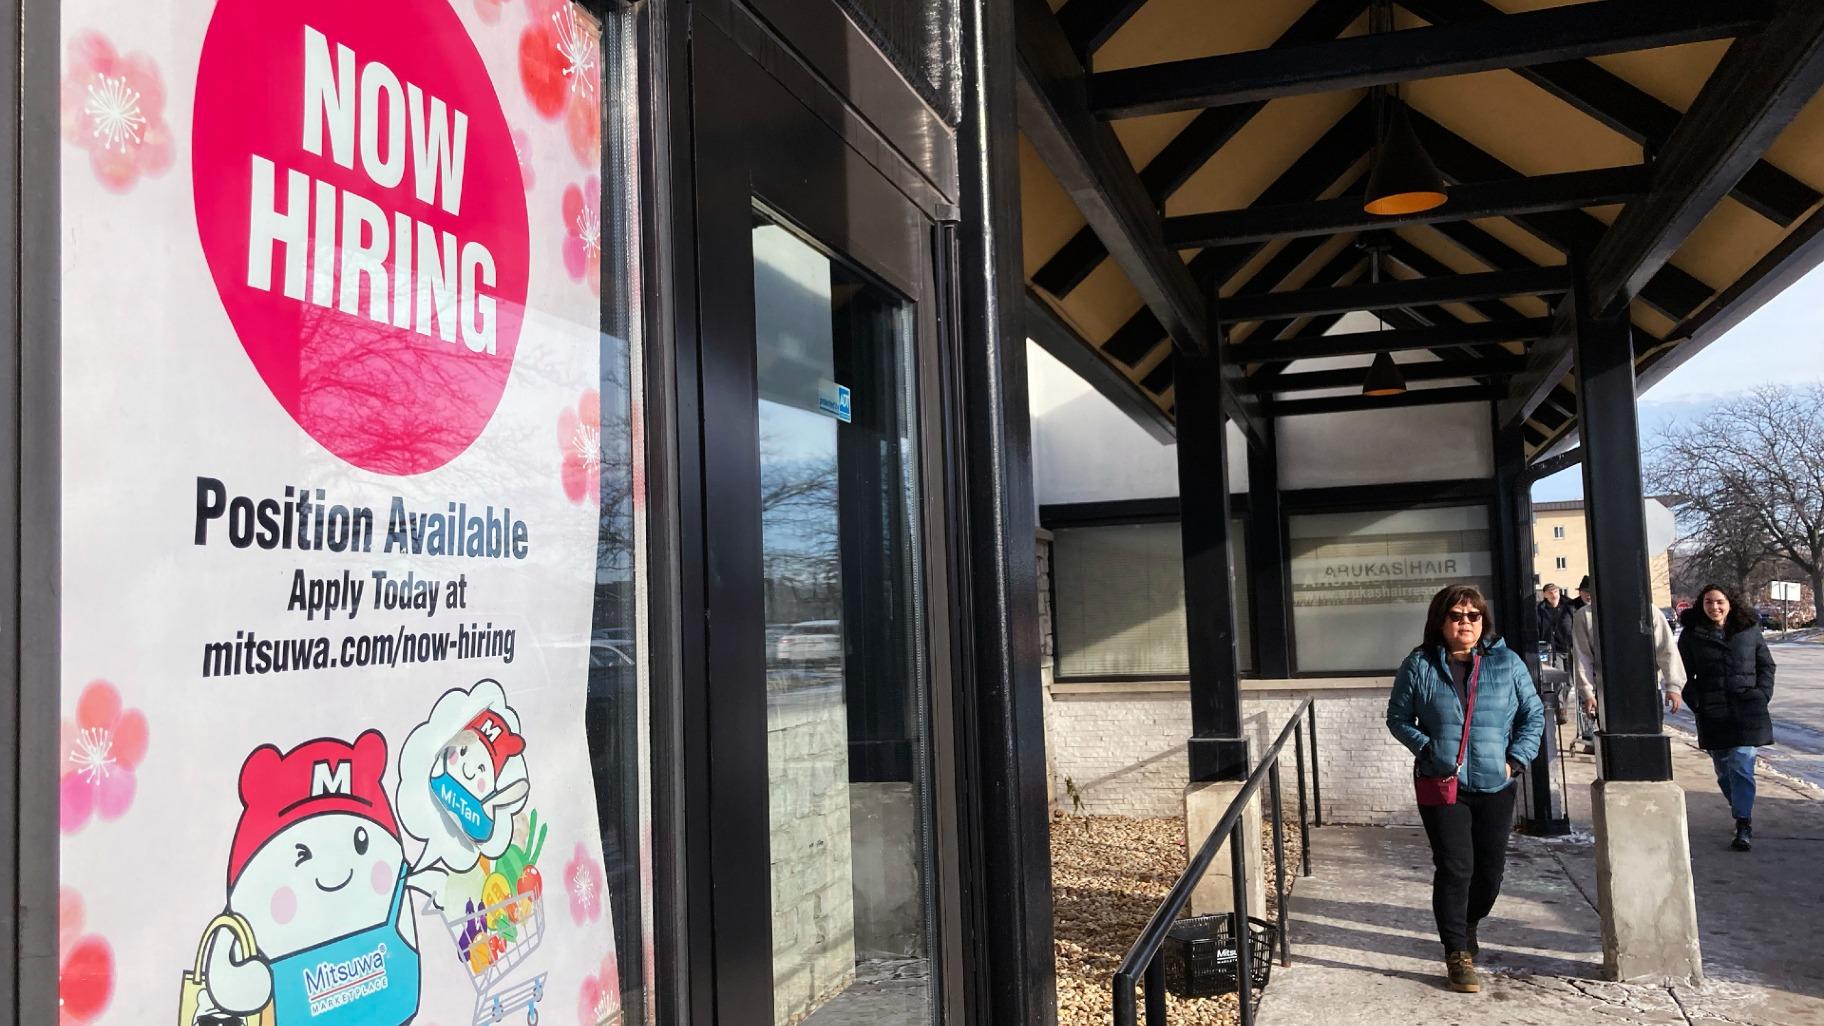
left=1414, top=653, right=1479, bottom=807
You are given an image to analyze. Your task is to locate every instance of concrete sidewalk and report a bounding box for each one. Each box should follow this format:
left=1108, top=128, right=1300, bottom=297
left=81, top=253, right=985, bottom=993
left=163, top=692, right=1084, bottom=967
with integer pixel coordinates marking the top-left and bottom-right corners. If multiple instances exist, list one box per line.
left=1256, top=733, right=1824, bottom=1025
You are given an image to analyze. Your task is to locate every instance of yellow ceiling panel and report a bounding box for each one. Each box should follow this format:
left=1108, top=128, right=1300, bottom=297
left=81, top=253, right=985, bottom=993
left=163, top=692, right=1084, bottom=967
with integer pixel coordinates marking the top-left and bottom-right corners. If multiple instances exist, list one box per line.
left=1760, top=88, right=1824, bottom=196
left=1219, top=241, right=1289, bottom=302
left=1464, top=217, right=1565, bottom=269
left=1666, top=198, right=1783, bottom=307
left=1110, top=111, right=1201, bottom=172
left=1095, top=0, right=1309, bottom=73
left=1588, top=40, right=1729, bottom=113
left=1631, top=300, right=1675, bottom=341
left=1396, top=227, right=1486, bottom=276
left=1405, top=70, right=1640, bottom=178
left=1164, top=91, right=1363, bottom=216
left=1018, top=133, right=1089, bottom=279
left=1057, top=258, right=1146, bottom=343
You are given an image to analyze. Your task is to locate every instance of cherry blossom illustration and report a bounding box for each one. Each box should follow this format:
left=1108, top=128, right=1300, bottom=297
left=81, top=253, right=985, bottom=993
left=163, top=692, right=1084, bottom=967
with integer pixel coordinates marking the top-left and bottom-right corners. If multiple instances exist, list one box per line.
left=59, top=888, right=114, bottom=1026
left=59, top=31, right=173, bottom=193
left=60, top=680, right=149, bottom=833
left=562, top=177, right=603, bottom=295
left=566, top=73, right=602, bottom=168
left=520, top=0, right=599, bottom=124
left=565, top=841, right=608, bottom=925
left=577, top=952, right=622, bottom=1026
left=559, top=390, right=603, bottom=505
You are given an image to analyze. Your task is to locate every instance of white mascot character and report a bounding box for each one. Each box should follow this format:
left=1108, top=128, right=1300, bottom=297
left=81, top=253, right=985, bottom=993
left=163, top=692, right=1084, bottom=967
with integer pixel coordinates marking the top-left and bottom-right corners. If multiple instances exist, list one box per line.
left=196, top=729, right=420, bottom=1026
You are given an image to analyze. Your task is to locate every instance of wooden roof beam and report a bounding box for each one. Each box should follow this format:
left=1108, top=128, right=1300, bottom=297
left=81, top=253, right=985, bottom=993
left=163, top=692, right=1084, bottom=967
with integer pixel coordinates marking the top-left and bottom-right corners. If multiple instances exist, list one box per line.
left=1033, top=6, right=1370, bottom=300
left=1269, top=359, right=1517, bottom=394
left=1164, top=165, right=1646, bottom=248
left=1234, top=317, right=1556, bottom=363
left=1397, top=0, right=1819, bottom=226
left=1089, top=0, right=1771, bottom=119
left=1025, top=288, right=1175, bottom=442
left=1013, top=0, right=1264, bottom=444
left=1382, top=235, right=1529, bottom=323
left=1408, top=110, right=1711, bottom=320
left=1219, top=267, right=1568, bottom=323
left=1099, top=148, right=1374, bottom=369
left=1503, top=0, right=1824, bottom=428
left=1272, top=385, right=1500, bottom=417
left=1056, top=0, right=1150, bottom=60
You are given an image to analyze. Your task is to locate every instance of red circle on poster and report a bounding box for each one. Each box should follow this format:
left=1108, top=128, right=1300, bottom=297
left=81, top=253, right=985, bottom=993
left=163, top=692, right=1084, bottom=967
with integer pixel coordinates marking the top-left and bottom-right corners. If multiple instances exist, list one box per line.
left=193, top=0, right=529, bottom=476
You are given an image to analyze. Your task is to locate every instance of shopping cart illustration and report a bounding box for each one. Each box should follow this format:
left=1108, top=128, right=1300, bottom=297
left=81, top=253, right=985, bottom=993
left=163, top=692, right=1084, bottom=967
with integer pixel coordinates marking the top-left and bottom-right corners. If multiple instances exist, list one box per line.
left=443, top=888, right=549, bottom=1025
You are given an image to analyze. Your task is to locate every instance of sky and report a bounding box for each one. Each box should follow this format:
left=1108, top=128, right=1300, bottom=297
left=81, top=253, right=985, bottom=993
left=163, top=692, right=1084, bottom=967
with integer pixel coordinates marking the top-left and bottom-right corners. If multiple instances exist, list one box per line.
left=1531, top=259, right=1824, bottom=501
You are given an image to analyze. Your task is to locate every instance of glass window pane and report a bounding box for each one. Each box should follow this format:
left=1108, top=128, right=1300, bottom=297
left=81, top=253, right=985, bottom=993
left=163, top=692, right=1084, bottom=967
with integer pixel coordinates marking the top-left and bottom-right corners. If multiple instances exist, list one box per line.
left=1052, top=521, right=1251, bottom=677
left=1289, top=506, right=1495, bottom=673
left=754, top=212, right=937, bottom=1026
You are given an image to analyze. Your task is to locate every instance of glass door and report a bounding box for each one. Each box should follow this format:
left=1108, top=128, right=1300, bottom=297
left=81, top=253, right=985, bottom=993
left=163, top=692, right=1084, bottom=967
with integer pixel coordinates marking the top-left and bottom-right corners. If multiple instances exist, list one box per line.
left=683, top=12, right=957, bottom=1026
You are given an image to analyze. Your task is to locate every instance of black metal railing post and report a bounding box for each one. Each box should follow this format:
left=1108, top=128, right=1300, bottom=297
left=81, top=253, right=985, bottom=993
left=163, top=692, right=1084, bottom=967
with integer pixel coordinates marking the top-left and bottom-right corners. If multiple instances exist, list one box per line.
left=1110, top=699, right=1317, bottom=1026
left=1230, top=822, right=1255, bottom=1026
left=1268, top=760, right=1290, bottom=968
left=1115, top=967, right=1136, bottom=1025
left=1293, top=715, right=1311, bottom=878
left=1145, top=953, right=1166, bottom=1024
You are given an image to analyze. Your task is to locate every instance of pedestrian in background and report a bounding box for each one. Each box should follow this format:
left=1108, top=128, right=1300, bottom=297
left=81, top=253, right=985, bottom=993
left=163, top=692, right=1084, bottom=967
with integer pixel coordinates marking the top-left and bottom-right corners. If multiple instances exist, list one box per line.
left=1571, top=576, right=1591, bottom=612
left=1569, top=576, right=1684, bottom=754
left=1536, top=582, right=1573, bottom=666
left=1386, top=585, right=1545, bottom=994
left=1678, top=584, right=1776, bottom=852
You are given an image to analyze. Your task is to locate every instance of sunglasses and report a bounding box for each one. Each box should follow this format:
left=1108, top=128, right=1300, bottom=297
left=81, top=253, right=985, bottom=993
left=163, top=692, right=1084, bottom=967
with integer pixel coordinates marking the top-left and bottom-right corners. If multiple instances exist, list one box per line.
left=1446, top=610, right=1483, bottom=624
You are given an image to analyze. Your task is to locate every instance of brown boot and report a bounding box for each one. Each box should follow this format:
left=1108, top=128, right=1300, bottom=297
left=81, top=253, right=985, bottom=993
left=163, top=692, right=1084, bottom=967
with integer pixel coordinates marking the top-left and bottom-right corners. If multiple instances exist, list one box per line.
left=1446, top=951, right=1481, bottom=993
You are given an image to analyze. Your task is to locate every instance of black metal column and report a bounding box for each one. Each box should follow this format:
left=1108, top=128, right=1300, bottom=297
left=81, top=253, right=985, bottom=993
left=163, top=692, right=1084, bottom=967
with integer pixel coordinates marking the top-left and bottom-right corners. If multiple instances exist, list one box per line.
left=1572, top=262, right=1673, bottom=782
left=1176, top=347, right=1250, bottom=781
left=1494, top=416, right=1568, bottom=832
left=1246, top=420, right=1293, bottom=680
left=956, top=2, right=1060, bottom=1023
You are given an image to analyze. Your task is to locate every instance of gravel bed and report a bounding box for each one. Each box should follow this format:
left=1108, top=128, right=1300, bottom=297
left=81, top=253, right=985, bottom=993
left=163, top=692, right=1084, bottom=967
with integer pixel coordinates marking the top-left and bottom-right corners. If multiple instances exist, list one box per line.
left=1052, top=814, right=1303, bottom=1026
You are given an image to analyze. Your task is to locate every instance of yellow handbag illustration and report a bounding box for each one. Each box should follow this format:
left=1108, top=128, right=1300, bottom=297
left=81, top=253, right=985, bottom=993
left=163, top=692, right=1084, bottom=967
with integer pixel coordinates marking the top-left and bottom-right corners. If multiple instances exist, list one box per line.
left=177, top=914, right=272, bottom=1026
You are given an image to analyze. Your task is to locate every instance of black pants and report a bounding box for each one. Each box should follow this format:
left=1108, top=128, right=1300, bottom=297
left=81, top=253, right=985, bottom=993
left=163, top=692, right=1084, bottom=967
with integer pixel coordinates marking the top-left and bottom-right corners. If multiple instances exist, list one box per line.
left=1417, top=783, right=1517, bottom=955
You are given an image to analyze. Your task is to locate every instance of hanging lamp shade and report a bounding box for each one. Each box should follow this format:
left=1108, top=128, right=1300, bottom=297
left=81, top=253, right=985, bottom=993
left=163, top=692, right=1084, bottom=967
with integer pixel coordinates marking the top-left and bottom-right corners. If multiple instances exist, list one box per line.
left=1362, top=351, right=1408, bottom=396
left=1364, top=101, right=1447, bottom=215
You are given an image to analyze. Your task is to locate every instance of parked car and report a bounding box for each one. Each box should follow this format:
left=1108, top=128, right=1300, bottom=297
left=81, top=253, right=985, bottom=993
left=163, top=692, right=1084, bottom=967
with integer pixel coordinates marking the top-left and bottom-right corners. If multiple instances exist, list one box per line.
left=776, top=620, right=843, bottom=665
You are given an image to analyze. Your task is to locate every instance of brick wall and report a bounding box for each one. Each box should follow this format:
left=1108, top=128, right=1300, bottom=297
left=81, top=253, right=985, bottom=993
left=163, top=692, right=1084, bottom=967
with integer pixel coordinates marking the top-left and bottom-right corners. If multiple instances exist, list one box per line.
left=1037, top=531, right=1056, bottom=804
left=1048, top=682, right=1419, bottom=826
left=768, top=690, right=857, bottom=1025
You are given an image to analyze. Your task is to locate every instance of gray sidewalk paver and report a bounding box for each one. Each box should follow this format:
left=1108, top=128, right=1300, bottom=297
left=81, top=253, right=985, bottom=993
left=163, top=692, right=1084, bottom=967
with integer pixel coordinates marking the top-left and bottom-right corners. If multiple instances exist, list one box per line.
left=1256, top=730, right=1824, bottom=1026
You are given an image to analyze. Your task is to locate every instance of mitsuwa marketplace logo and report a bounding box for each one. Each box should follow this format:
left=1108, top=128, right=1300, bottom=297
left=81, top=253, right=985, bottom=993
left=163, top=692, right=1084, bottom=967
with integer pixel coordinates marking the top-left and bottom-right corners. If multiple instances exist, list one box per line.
left=193, top=0, right=531, bottom=475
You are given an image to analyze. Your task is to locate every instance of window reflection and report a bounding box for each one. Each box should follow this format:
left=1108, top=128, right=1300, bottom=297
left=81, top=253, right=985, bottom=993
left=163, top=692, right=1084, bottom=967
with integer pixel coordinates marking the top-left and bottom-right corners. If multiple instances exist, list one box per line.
left=754, top=214, right=936, bottom=1026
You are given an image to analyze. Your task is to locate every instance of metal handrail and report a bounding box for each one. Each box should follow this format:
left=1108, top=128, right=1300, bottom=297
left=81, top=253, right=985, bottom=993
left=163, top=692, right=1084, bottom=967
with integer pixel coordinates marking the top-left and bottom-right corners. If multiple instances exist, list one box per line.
left=1113, top=699, right=1320, bottom=1026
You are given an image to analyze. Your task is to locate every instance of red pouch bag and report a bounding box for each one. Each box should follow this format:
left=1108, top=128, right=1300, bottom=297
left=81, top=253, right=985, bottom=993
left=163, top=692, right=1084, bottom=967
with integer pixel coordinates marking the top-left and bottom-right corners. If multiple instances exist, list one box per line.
left=1415, top=654, right=1479, bottom=807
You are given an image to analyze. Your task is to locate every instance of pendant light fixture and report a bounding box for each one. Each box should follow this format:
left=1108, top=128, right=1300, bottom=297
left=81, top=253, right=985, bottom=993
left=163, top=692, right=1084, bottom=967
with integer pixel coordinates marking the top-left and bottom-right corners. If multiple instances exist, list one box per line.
left=1363, top=0, right=1446, bottom=216
left=1362, top=351, right=1408, bottom=396
left=1360, top=239, right=1407, bottom=396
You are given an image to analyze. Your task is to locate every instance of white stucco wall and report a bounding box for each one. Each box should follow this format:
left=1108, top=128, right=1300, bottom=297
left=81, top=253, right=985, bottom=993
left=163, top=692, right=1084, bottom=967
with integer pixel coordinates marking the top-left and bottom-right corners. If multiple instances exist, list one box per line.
left=1026, top=341, right=1247, bottom=505
left=1278, top=402, right=1494, bottom=489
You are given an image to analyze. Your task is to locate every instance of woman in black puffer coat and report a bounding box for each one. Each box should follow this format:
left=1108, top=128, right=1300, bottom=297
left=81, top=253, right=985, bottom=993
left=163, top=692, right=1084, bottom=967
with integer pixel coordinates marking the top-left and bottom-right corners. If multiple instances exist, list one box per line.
left=1677, top=584, right=1775, bottom=851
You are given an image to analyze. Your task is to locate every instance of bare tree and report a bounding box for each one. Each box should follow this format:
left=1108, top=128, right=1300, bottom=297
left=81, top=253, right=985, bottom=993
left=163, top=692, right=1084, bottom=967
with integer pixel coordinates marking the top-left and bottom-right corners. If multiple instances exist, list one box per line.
left=1648, top=385, right=1824, bottom=613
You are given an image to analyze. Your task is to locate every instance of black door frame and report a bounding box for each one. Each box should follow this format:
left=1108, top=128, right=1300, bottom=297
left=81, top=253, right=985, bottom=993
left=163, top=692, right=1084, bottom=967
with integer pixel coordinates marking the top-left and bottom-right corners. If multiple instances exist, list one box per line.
left=678, top=8, right=968, bottom=1025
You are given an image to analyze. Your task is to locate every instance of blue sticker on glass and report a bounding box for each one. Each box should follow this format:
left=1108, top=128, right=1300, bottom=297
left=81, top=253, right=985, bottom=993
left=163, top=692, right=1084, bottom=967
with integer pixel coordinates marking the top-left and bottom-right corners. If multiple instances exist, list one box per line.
left=818, top=382, right=852, bottom=423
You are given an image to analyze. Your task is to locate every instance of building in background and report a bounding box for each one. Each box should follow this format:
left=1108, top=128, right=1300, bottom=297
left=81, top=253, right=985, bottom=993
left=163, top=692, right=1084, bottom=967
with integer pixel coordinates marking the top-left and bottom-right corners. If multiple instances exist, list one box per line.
left=1532, top=499, right=1677, bottom=610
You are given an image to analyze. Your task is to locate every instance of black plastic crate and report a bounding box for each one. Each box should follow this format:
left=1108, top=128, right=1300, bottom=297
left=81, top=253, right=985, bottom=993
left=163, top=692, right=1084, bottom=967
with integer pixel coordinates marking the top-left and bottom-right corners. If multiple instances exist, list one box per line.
left=1160, top=913, right=1276, bottom=1000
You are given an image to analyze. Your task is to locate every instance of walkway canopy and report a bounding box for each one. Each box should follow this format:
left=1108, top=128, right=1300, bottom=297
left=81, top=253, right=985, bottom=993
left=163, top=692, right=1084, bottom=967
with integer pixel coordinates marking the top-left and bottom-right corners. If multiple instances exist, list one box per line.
left=1016, top=0, right=1824, bottom=458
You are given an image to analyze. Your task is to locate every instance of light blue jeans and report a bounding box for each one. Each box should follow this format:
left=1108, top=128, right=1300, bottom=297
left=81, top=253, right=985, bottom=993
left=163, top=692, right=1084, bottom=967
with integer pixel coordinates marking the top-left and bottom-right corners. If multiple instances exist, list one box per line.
left=1709, top=746, right=1758, bottom=822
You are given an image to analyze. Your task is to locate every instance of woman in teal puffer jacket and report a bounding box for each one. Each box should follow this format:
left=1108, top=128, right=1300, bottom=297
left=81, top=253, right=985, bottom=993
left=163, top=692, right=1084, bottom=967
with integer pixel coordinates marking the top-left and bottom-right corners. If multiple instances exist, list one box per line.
left=1385, top=584, right=1545, bottom=994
